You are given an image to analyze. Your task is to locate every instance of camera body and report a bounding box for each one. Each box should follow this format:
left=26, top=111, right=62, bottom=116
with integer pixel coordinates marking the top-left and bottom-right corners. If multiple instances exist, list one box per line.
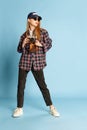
left=25, top=34, right=38, bottom=53
left=29, top=37, right=38, bottom=52
left=29, top=37, right=36, bottom=44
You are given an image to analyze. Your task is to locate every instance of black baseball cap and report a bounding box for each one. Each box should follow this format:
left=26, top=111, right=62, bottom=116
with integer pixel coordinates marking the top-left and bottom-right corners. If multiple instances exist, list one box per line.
left=27, top=12, right=42, bottom=20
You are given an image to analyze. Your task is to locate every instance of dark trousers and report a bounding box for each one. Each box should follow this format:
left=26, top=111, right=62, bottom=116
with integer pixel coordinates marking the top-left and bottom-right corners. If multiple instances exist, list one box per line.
left=17, top=68, right=52, bottom=107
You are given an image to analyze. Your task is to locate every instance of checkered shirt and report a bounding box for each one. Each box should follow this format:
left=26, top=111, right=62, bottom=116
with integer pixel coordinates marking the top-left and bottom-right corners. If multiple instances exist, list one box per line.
left=17, top=28, right=52, bottom=71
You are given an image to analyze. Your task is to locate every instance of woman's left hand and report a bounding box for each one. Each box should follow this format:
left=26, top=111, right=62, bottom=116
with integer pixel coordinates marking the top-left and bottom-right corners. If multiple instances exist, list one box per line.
left=35, top=40, right=42, bottom=47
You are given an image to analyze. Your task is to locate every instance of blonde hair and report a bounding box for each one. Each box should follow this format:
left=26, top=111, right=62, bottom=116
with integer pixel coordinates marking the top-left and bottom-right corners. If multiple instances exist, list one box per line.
left=26, top=20, right=41, bottom=40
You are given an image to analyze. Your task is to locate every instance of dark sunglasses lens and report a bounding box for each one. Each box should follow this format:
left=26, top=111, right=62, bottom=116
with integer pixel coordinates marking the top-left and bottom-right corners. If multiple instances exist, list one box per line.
left=33, top=17, right=40, bottom=21
left=38, top=17, right=40, bottom=21
left=33, top=17, right=36, bottom=20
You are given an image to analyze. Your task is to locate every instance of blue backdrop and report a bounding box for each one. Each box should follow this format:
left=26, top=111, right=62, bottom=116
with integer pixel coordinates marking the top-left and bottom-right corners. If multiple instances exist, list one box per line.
left=0, top=0, right=87, bottom=98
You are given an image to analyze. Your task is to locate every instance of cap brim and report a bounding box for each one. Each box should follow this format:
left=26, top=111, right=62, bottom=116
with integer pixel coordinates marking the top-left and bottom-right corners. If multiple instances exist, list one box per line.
left=28, top=15, right=42, bottom=20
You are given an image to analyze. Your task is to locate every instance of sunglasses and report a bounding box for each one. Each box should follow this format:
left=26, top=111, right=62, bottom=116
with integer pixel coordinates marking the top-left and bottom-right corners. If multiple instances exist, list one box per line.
left=32, top=17, right=41, bottom=21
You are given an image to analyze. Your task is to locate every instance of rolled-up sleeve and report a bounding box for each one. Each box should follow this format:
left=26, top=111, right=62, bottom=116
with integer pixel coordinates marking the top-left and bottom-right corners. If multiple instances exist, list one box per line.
left=41, top=30, right=52, bottom=53
left=17, top=32, right=26, bottom=53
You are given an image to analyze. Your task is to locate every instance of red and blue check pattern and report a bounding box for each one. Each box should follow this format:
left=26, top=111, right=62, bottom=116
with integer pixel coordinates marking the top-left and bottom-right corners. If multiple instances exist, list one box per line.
left=17, top=28, right=52, bottom=71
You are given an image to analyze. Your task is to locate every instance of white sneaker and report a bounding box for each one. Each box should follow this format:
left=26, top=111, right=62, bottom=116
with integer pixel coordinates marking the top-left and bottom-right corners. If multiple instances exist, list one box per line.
left=50, top=107, right=60, bottom=117
left=12, top=108, right=23, bottom=118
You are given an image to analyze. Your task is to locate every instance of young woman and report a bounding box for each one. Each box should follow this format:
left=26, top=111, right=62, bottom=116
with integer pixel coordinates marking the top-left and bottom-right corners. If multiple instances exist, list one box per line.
left=12, top=12, right=60, bottom=117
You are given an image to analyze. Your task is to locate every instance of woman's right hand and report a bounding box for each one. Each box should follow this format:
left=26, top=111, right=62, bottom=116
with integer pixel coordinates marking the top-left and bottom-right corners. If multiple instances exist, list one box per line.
left=22, top=37, right=30, bottom=48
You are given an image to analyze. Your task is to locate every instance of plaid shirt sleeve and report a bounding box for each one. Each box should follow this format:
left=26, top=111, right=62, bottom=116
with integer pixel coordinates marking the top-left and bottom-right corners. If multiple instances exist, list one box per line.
left=17, top=32, right=26, bottom=53
left=40, top=29, right=52, bottom=53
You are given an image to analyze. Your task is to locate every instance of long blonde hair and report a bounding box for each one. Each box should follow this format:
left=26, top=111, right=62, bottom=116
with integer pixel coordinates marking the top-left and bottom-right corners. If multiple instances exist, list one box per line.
left=26, top=21, right=41, bottom=40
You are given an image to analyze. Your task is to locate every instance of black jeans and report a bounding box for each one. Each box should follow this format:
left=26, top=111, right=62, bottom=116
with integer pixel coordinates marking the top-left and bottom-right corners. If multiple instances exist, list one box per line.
left=17, top=68, right=52, bottom=107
